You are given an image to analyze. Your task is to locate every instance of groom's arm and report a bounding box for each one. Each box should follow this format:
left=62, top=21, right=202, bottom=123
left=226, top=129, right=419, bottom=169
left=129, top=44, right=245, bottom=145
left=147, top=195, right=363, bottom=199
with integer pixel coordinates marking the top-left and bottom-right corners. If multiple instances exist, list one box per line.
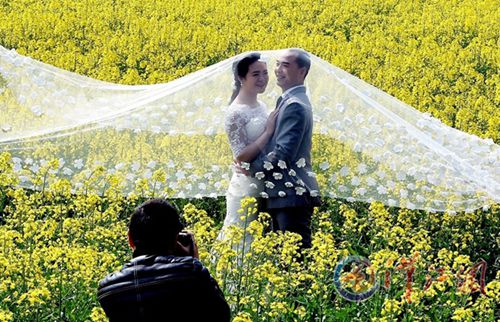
left=248, top=151, right=265, bottom=175
left=249, top=103, right=306, bottom=175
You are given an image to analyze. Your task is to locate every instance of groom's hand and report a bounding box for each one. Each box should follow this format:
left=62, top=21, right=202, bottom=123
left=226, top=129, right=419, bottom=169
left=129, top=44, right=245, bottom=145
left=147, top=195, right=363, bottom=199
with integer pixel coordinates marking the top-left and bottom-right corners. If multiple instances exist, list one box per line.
left=233, top=159, right=250, bottom=176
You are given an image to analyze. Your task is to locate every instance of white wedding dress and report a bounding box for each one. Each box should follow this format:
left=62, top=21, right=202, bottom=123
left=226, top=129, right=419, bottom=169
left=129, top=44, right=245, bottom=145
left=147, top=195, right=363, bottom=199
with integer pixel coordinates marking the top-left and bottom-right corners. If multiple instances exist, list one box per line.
left=217, top=101, right=268, bottom=253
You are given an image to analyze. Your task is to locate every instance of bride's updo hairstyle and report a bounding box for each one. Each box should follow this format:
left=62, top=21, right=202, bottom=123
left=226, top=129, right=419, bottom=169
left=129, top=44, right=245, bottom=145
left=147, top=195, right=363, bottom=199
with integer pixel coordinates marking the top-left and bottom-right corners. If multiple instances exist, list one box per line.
left=229, top=52, right=261, bottom=104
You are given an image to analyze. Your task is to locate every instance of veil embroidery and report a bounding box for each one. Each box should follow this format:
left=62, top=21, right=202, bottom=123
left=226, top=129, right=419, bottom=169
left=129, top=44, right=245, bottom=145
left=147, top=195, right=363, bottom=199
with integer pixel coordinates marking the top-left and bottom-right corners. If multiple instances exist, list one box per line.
left=0, top=46, right=498, bottom=212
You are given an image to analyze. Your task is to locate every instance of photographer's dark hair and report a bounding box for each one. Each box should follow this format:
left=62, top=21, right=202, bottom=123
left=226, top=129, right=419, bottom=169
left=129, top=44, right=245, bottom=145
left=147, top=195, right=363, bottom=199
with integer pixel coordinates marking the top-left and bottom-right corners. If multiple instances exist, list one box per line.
left=128, top=198, right=184, bottom=256
left=229, top=52, right=261, bottom=104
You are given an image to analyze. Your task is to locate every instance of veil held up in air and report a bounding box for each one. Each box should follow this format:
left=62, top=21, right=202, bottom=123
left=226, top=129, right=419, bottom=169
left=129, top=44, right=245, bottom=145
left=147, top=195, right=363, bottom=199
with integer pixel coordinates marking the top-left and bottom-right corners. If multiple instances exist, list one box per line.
left=0, top=45, right=498, bottom=213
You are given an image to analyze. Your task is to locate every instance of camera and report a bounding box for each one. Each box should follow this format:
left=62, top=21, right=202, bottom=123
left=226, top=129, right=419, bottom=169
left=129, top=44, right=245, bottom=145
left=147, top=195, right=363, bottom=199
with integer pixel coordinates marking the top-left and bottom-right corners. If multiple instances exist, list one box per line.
left=176, top=231, right=198, bottom=258
left=177, top=231, right=194, bottom=247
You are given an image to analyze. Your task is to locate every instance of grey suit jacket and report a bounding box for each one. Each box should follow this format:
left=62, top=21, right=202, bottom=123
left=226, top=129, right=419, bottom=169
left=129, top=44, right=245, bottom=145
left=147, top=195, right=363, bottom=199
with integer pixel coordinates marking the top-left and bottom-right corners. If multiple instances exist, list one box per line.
left=251, top=86, right=321, bottom=209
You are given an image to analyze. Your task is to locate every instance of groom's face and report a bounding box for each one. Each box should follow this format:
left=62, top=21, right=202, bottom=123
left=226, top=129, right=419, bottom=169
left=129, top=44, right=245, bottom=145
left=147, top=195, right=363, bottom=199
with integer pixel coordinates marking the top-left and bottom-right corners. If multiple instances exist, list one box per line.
left=275, top=51, right=306, bottom=91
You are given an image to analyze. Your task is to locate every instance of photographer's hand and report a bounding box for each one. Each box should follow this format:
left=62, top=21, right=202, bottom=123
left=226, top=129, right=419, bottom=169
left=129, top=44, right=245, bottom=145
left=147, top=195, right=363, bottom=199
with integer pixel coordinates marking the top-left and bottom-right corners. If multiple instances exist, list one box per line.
left=175, top=231, right=199, bottom=259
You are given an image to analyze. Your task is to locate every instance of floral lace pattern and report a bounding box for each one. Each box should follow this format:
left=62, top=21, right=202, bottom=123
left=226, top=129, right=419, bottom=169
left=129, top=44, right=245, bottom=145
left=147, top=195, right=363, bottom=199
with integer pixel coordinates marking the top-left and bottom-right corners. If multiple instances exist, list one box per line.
left=224, top=101, right=268, bottom=158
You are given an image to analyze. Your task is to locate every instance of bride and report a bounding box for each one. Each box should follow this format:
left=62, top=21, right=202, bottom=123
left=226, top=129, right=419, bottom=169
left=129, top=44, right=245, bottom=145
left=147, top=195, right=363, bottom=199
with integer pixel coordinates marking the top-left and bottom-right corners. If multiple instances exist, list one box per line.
left=217, top=52, right=278, bottom=253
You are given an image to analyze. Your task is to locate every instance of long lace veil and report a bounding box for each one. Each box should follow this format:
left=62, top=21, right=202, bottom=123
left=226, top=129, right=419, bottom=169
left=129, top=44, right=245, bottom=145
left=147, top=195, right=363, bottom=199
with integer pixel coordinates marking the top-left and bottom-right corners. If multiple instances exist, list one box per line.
left=0, top=46, right=498, bottom=213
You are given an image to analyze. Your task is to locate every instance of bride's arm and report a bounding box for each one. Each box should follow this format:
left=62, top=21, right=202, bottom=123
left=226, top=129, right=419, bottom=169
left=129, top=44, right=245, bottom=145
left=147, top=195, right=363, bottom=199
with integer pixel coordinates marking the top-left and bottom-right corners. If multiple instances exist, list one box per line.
left=235, top=110, right=278, bottom=163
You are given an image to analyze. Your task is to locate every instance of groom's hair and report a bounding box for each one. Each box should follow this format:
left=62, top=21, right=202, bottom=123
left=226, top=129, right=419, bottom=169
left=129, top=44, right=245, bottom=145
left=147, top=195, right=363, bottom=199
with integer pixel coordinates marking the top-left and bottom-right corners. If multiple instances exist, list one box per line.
left=128, top=198, right=184, bottom=254
left=288, top=48, right=311, bottom=78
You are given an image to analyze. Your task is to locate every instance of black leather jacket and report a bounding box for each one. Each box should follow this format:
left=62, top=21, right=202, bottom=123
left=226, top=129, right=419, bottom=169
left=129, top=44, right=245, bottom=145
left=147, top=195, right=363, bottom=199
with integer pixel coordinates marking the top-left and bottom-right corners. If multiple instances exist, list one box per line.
left=98, top=255, right=230, bottom=322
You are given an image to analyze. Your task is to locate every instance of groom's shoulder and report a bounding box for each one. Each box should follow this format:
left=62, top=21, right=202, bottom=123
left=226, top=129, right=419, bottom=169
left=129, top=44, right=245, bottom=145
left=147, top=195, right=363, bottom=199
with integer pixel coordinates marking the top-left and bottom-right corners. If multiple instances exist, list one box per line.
left=285, top=95, right=311, bottom=110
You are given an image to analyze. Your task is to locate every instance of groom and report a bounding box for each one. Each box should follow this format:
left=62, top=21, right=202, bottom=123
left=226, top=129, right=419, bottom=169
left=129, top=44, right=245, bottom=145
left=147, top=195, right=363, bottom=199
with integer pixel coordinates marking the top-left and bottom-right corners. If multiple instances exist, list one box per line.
left=251, top=48, right=320, bottom=249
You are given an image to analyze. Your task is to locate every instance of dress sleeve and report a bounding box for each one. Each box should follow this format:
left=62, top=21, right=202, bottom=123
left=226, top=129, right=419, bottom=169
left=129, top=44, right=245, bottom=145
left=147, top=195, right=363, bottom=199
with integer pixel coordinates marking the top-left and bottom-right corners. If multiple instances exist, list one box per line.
left=225, top=108, right=248, bottom=158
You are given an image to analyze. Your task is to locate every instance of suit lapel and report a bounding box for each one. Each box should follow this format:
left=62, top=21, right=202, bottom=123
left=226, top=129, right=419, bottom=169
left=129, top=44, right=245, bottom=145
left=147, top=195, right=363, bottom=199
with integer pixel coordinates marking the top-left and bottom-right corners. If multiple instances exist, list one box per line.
left=275, top=96, right=284, bottom=110
left=273, top=87, right=308, bottom=142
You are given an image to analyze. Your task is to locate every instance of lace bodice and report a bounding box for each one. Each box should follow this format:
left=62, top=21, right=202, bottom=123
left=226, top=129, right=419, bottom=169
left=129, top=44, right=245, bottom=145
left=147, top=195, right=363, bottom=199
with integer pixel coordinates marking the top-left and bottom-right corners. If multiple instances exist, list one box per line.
left=225, top=101, right=268, bottom=157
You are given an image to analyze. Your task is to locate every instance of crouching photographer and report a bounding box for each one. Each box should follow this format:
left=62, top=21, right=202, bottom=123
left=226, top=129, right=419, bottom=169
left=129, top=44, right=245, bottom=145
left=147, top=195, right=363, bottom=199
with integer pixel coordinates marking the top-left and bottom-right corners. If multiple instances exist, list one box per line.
left=97, top=198, right=230, bottom=322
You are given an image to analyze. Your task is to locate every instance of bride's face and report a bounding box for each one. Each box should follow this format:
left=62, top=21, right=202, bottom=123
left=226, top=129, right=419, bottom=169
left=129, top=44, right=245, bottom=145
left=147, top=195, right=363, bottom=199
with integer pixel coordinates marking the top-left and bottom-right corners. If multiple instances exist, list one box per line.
left=240, top=61, right=269, bottom=95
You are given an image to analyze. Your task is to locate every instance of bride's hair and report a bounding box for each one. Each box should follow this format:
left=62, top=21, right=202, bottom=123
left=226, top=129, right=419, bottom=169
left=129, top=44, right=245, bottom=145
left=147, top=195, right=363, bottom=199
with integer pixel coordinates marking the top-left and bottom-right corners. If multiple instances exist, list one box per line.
left=229, top=52, right=262, bottom=104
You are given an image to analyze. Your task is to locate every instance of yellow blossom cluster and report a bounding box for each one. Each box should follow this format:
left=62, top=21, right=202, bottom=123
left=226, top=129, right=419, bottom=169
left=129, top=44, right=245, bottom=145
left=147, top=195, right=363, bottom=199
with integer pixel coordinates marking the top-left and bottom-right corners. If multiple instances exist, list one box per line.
left=0, top=0, right=498, bottom=142
left=0, top=154, right=498, bottom=320
left=0, top=0, right=499, bottom=321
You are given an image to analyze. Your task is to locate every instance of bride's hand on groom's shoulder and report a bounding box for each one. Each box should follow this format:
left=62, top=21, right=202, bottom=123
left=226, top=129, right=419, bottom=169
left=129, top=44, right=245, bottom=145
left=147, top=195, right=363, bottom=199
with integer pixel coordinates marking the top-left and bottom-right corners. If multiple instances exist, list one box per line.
left=264, top=110, right=279, bottom=135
